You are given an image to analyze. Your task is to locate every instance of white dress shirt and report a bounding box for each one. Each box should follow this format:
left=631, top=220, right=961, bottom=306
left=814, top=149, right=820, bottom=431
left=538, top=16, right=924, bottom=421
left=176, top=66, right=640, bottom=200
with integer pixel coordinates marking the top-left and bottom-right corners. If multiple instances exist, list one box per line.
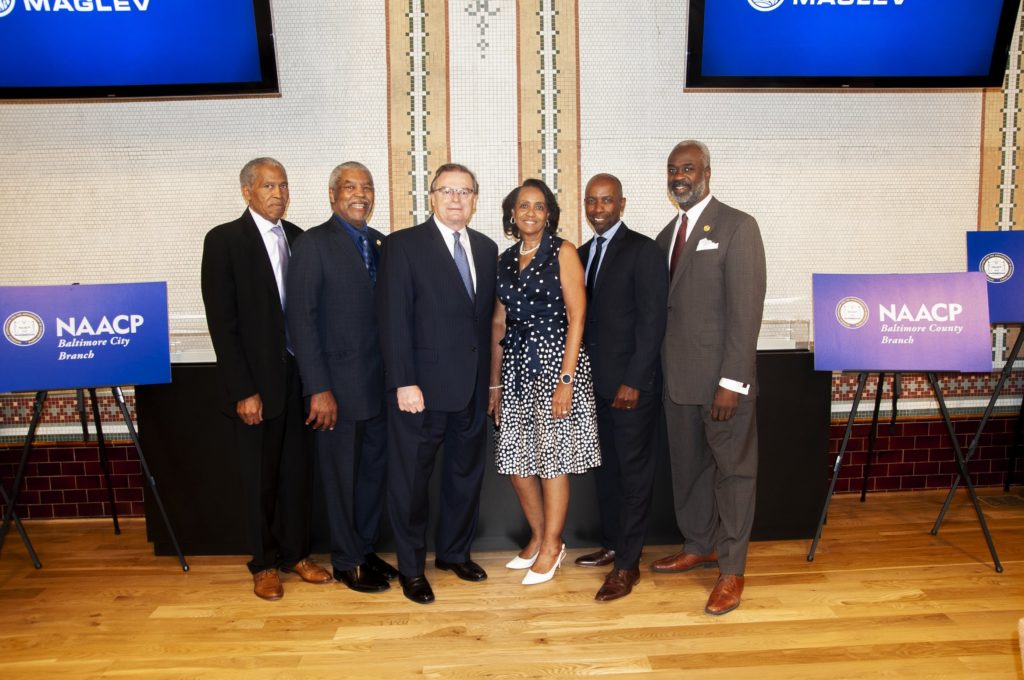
left=584, top=219, right=622, bottom=282
left=250, top=207, right=289, bottom=307
left=434, top=217, right=477, bottom=292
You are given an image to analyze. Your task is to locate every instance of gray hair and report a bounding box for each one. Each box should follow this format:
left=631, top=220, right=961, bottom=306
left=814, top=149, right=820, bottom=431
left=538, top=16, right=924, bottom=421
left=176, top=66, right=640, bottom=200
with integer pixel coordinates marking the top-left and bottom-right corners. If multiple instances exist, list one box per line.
left=671, top=140, right=711, bottom=168
left=239, top=157, right=286, bottom=187
left=430, top=163, right=479, bottom=194
left=328, top=162, right=373, bottom=191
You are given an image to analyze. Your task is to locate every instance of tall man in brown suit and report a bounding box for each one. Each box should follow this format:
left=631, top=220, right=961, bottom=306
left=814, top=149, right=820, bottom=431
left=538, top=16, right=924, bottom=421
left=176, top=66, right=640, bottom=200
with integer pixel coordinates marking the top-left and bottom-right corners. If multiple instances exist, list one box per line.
left=652, top=141, right=766, bottom=616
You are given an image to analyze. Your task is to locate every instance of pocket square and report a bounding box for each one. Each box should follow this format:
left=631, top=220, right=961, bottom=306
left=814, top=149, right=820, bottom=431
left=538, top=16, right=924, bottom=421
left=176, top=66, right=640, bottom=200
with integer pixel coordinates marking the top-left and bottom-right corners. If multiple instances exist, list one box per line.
left=696, top=238, right=719, bottom=251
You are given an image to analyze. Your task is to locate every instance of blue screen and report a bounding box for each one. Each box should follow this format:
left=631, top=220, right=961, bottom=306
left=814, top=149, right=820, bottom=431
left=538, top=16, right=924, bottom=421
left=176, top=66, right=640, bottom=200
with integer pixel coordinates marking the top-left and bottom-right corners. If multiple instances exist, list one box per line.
left=0, top=0, right=265, bottom=88
left=701, top=0, right=1007, bottom=78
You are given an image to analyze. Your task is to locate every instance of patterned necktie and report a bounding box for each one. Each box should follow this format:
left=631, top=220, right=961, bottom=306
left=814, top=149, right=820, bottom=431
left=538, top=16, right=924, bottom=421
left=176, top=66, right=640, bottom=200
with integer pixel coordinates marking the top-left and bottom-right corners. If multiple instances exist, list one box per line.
left=669, top=213, right=688, bottom=279
left=358, top=233, right=376, bottom=286
left=586, top=235, right=606, bottom=299
left=453, top=231, right=475, bottom=303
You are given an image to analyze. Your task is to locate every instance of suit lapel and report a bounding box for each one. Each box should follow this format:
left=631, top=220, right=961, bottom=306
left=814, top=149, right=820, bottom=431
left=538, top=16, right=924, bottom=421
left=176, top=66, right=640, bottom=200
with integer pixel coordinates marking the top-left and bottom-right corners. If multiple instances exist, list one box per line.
left=325, top=219, right=374, bottom=291
left=592, top=224, right=628, bottom=297
left=424, top=218, right=476, bottom=308
left=669, top=198, right=719, bottom=297
left=240, top=210, right=282, bottom=305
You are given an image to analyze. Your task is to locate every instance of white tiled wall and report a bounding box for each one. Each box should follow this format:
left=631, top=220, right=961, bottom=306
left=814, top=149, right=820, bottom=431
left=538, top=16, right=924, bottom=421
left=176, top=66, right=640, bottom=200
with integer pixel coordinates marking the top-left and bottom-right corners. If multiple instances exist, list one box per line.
left=0, top=1, right=997, bottom=342
left=0, top=4, right=391, bottom=335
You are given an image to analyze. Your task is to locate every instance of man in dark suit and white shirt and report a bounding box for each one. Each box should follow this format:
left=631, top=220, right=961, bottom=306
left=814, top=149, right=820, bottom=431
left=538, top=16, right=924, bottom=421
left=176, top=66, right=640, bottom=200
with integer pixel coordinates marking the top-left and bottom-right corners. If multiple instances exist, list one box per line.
left=575, top=174, right=668, bottom=601
left=651, top=141, right=767, bottom=616
left=201, top=157, right=332, bottom=600
left=377, top=163, right=498, bottom=604
left=286, top=162, right=399, bottom=594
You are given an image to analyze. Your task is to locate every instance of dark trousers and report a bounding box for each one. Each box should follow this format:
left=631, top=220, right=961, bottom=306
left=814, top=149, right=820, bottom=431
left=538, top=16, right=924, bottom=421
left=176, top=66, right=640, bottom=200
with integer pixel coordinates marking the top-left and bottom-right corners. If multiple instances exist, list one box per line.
left=664, top=397, right=758, bottom=575
left=593, top=390, right=659, bottom=570
left=386, top=394, right=487, bottom=578
left=316, top=405, right=388, bottom=571
left=233, top=357, right=312, bottom=574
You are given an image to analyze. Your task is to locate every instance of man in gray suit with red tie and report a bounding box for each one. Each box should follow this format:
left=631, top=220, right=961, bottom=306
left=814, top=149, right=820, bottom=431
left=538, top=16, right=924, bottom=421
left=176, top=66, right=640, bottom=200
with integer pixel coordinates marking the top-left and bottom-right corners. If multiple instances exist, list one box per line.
left=377, top=163, right=498, bottom=604
left=652, top=141, right=767, bottom=616
left=286, top=162, right=399, bottom=595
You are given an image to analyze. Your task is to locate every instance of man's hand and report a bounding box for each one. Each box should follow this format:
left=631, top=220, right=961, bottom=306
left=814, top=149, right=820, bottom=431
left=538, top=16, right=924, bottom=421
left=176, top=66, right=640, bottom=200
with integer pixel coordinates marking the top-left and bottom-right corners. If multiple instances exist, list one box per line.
left=306, top=391, right=338, bottom=431
left=236, top=393, right=263, bottom=426
left=711, top=386, right=739, bottom=422
left=397, top=385, right=425, bottom=413
left=611, top=384, right=640, bottom=411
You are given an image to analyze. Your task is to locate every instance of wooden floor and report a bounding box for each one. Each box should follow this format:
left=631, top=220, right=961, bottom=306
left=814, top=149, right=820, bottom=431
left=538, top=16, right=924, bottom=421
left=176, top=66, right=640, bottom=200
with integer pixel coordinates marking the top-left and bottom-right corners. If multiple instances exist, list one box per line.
left=1, top=490, right=1023, bottom=679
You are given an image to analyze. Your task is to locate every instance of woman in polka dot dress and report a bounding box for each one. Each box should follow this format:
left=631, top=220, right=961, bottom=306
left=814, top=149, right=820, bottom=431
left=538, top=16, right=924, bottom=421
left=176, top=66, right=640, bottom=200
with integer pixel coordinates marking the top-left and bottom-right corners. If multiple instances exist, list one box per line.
left=488, top=178, right=600, bottom=585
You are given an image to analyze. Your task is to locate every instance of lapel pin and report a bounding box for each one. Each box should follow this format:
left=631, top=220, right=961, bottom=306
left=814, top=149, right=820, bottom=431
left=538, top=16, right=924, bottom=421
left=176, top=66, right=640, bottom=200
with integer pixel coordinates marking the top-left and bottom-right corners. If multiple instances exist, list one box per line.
left=703, top=225, right=711, bottom=232
left=376, top=239, right=382, bottom=247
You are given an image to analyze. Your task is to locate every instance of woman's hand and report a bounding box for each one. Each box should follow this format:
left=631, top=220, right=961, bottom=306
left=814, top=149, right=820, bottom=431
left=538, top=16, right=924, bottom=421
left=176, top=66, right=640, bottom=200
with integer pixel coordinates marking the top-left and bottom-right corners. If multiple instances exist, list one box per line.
left=551, top=382, right=572, bottom=420
left=488, top=386, right=502, bottom=426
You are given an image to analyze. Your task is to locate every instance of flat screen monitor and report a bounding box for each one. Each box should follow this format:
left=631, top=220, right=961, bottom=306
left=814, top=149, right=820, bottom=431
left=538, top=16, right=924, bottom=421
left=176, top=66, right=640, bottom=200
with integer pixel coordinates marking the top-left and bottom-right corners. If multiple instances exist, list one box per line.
left=687, top=0, right=1020, bottom=89
left=0, top=0, right=278, bottom=99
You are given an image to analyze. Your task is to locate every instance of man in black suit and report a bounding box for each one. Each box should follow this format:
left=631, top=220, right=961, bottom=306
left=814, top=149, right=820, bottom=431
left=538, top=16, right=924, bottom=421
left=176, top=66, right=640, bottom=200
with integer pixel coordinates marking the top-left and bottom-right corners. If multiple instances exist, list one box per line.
left=286, top=162, right=399, bottom=594
left=576, top=174, right=668, bottom=601
left=201, top=157, right=332, bottom=600
left=377, top=163, right=498, bottom=604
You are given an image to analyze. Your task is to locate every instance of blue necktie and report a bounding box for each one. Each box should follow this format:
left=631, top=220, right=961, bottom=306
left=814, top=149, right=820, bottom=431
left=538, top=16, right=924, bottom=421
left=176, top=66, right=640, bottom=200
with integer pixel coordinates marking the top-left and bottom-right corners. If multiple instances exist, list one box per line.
left=453, top=231, right=475, bottom=303
left=358, top=233, right=376, bottom=286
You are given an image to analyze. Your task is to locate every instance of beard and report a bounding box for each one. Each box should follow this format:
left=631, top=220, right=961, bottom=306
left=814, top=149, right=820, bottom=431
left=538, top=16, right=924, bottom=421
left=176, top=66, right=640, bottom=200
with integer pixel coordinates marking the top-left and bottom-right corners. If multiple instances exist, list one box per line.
left=670, top=176, right=706, bottom=211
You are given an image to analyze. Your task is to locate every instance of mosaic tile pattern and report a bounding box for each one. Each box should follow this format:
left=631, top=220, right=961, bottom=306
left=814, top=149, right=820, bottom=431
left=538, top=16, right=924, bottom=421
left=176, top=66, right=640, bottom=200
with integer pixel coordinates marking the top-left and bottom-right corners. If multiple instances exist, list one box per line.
left=448, top=0, right=519, bottom=245
left=387, top=0, right=450, bottom=229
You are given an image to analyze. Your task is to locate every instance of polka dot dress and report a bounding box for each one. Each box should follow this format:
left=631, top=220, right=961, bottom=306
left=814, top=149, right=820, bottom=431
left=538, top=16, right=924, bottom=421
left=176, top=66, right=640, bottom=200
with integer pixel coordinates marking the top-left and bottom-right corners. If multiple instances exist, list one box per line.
left=495, top=232, right=601, bottom=479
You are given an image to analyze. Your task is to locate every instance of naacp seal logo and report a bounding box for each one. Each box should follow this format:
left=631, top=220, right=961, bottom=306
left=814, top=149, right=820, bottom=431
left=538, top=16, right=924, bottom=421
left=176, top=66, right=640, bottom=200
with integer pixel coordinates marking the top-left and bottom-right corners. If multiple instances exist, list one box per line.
left=4, top=311, right=45, bottom=346
left=835, top=297, right=869, bottom=329
left=979, top=252, right=1013, bottom=283
left=0, top=0, right=16, bottom=19
left=749, top=0, right=784, bottom=11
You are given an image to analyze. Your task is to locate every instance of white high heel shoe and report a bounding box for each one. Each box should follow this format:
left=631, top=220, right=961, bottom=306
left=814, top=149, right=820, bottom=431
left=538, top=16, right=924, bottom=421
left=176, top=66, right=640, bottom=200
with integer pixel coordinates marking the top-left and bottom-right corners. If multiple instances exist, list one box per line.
left=505, top=550, right=540, bottom=569
left=522, top=544, right=567, bottom=585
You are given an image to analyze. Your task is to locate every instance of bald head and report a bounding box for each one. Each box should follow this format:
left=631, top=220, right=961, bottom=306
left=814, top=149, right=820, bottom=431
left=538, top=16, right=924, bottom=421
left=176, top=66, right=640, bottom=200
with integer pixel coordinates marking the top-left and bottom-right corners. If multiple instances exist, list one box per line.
left=584, top=173, right=626, bottom=235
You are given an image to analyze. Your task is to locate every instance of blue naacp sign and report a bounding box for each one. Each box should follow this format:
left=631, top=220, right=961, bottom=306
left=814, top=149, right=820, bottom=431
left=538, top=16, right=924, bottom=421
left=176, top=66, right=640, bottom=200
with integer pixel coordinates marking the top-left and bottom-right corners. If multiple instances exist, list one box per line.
left=0, top=282, right=170, bottom=392
left=813, top=273, right=992, bottom=373
left=966, top=231, right=1024, bottom=323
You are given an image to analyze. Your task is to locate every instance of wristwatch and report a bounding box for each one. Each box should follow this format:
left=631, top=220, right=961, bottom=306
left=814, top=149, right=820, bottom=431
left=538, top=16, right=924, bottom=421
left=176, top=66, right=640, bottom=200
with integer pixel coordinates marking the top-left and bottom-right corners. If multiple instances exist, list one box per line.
left=560, top=373, right=574, bottom=385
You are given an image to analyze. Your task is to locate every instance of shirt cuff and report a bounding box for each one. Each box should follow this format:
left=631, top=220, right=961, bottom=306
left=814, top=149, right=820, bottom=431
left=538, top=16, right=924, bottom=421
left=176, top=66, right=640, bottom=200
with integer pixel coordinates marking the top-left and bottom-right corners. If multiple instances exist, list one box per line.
left=718, top=377, right=750, bottom=396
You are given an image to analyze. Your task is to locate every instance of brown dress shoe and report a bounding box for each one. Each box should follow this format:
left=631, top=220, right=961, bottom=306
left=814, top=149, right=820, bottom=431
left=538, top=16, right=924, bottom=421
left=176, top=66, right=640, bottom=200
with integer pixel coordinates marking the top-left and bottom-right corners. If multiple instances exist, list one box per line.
left=705, top=574, right=744, bottom=616
left=253, top=569, right=284, bottom=601
left=282, top=558, right=332, bottom=584
left=595, top=568, right=640, bottom=602
left=575, top=547, right=616, bottom=568
left=650, top=550, right=718, bottom=573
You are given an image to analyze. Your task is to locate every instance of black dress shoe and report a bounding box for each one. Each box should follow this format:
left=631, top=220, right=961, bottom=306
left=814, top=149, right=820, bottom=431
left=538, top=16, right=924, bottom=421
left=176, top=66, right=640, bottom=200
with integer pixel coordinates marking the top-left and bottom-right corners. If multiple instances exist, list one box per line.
left=434, top=558, right=487, bottom=582
left=333, top=565, right=390, bottom=593
left=575, top=547, right=616, bottom=568
left=364, top=552, right=399, bottom=581
left=399, top=574, right=435, bottom=604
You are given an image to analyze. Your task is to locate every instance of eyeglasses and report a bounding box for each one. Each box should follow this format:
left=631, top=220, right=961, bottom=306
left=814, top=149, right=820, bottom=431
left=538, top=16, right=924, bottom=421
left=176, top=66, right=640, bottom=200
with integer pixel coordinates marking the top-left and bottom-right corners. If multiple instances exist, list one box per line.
left=432, top=187, right=476, bottom=200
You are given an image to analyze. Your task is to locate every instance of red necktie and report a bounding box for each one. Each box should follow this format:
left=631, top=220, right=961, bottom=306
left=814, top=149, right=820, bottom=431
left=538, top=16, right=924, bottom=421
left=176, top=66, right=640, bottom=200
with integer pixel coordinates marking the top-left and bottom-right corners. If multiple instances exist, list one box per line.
left=669, top=213, right=688, bottom=278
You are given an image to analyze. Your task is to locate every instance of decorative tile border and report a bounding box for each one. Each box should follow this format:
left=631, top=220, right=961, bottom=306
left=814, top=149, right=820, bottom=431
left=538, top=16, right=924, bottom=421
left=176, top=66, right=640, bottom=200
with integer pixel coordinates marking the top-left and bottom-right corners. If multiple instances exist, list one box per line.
left=0, top=390, right=134, bottom=444
left=386, top=0, right=451, bottom=230
left=517, top=0, right=580, bottom=241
